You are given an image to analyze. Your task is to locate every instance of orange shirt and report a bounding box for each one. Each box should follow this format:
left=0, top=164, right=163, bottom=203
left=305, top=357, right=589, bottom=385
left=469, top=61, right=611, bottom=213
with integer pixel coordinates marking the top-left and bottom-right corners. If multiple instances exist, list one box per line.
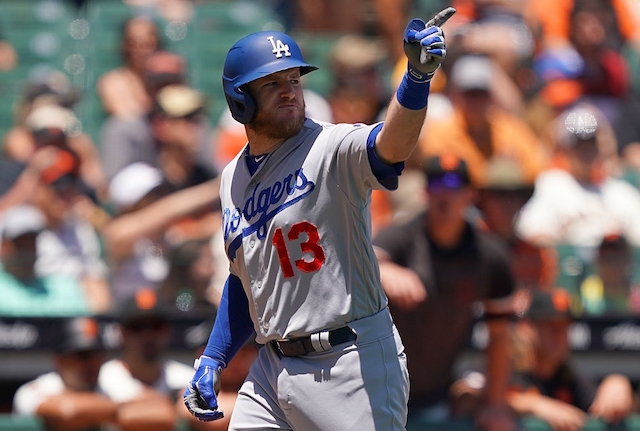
left=419, top=107, right=549, bottom=187
left=527, top=0, right=638, bottom=45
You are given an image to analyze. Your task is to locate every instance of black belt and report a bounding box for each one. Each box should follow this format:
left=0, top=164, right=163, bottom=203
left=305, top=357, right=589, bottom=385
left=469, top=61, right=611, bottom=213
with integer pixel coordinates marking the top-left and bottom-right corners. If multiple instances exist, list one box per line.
left=271, top=326, right=357, bottom=357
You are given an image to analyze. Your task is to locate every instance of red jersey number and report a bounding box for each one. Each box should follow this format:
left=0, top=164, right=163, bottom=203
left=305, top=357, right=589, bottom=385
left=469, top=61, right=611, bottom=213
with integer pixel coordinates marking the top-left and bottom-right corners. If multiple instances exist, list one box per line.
left=272, top=221, right=325, bottom=278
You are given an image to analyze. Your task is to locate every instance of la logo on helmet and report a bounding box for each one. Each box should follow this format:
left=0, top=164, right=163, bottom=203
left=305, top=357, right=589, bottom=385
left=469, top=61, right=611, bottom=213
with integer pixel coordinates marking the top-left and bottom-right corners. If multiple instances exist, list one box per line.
left=267, top=36, right=291, bottom=58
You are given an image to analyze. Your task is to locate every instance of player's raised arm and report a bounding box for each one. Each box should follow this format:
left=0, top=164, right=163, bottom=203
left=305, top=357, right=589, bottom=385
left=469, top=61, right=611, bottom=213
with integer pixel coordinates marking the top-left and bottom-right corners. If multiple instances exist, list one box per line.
left=375, top=7, right=455, bottom=164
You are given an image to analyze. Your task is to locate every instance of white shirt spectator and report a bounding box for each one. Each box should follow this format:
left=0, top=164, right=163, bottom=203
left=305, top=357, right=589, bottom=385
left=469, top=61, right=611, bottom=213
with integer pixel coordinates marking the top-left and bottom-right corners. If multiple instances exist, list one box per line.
left=515, top=168, right=640, bottom=250
left=13, top=372, right=107, bottom=416
left=98, top=358, right=194, bottom=403
left=36, top=216, right=108, bottom=280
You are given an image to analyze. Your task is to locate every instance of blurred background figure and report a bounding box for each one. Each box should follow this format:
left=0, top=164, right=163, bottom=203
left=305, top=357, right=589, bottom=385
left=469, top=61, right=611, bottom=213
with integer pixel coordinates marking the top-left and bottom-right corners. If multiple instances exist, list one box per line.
left=326, top=34, right=388, bottom=125
left=3, top=70, right=81, bottom=159
left=12, top=317, right=116, bottom=431
left=97, top=15, right=163, bottom=120
left=475, top=158, right=559, bottom=316
left=528, top=0, right=640, bottom=55
left=28, top=150, right=112, bottom=314
left=99, top=54, right=215, bottom=185
left=476, top=158, right=556, bottom=287
left=515, top=104, right=640, bottom=310
left=578, top=233, right=639, bottom=315
left=149, top=84, right=217, bottom=190
left=99, top=289, right=191, bottom=431
left=2, top=75, right=108, bottom=201
left=507, top=288, right=636, bottom=430
left=373, top=155, right=516, bottom=431
left=0, top=204, right=89, bottom=317
left=157, top=238, right=218, bottom=317
left=419, top=54, right=549, bottom=188
left=103, top=162, right=219, bottom=305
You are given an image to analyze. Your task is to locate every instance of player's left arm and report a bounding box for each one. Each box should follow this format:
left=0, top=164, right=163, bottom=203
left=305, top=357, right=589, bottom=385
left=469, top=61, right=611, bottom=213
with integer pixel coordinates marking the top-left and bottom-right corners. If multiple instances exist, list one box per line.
left=184, top=274, right=255, bottom=422
left=374, top=8, right=455, bottom=165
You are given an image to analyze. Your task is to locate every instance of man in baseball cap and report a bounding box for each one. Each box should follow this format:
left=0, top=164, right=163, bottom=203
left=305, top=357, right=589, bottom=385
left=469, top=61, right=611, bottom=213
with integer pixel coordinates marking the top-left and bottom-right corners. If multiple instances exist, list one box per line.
left=423, top=153, right=471, bottom=189
left=0, top=204, right=90, bottom=317
left=374, top=152, right=516, bottom=427
left=507, top=288, right=635, bottom=428
left=13, top=317, right=113, bottom=429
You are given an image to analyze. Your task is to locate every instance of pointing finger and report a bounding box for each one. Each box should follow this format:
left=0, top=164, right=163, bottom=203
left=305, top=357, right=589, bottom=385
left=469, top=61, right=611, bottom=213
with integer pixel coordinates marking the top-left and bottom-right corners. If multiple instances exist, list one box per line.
left=425, top=7, right=457, bottom=28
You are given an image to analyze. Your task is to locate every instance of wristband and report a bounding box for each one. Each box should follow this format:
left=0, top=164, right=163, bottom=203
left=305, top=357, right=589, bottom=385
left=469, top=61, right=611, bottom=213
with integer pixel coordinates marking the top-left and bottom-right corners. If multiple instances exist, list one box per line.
left=396, top=70, right=431, bottom=110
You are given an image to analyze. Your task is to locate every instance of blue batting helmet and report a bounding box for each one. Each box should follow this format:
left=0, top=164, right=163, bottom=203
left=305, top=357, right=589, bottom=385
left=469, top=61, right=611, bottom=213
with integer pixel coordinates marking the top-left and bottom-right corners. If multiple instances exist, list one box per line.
left=222, top=31, right=318, bottom=124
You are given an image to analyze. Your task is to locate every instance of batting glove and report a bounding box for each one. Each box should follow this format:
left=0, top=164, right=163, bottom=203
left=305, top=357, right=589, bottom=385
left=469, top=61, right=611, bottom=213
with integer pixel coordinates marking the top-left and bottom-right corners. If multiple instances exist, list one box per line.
left=183, top=355, right=224, bottom=422
left=403, top=7, right=456, bottom=83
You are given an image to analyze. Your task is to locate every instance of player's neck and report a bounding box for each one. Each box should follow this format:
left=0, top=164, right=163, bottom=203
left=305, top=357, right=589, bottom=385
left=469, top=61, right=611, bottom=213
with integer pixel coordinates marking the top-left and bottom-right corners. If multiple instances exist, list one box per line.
left=245, top=129, right=285, bottom=156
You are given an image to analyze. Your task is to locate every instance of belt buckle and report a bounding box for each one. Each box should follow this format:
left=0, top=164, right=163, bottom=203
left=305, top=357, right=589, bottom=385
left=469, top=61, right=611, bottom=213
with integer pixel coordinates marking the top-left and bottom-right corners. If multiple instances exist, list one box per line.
left=310, top=330, right=332, bottom=353
left=274, top=339, right=307, bottom=357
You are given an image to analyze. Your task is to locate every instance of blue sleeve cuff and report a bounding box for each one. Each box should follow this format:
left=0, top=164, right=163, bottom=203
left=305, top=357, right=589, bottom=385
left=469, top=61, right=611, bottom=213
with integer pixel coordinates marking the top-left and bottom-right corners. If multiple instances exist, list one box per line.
left=202, top=274, right=255, bottom=367
left=396, top=71, right=431, bottom=110
left=367, top=123, right=404, bottom=190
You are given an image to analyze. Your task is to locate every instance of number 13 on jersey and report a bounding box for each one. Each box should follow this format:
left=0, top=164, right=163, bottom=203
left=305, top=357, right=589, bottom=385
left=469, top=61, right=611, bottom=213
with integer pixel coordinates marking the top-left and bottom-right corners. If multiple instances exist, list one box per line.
left=272, top=221, right=325, bottom=278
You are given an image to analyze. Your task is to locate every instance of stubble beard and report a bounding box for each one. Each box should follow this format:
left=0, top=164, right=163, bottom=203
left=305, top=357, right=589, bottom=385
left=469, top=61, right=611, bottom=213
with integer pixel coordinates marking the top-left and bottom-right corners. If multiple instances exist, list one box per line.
left=249, top=101, right=306, bottom=141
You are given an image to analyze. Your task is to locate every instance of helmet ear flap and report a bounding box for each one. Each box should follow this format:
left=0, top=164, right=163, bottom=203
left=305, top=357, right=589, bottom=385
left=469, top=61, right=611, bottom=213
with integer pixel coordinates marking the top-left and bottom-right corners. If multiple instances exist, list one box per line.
left=227, top=87, right=257, bottom=124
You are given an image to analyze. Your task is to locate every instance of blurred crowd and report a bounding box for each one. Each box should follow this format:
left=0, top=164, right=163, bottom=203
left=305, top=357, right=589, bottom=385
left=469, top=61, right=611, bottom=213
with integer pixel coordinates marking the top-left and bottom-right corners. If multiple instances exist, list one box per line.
left=2, top=0, right=640, bottom=430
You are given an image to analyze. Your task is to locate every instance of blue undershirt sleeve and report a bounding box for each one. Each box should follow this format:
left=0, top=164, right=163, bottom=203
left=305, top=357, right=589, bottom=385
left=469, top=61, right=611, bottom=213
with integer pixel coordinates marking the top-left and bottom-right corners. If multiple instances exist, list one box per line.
left=366, top=123, right=405, bottom=190
left=202, top=274, right=256, bottom=367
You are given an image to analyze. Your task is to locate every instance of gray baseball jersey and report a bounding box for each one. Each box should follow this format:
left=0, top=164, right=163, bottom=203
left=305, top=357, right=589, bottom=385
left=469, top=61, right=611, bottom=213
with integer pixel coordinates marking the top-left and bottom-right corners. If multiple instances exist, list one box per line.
left=219, top=118, right=389, bottom=344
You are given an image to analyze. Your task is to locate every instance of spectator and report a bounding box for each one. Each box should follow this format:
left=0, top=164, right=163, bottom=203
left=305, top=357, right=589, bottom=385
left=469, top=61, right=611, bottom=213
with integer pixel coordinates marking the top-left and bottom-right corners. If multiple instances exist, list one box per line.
left=4, top=70, right=81, bottom=155
left=12, top=317, right=116, bottom=430
left=150, top=84, right=217, bottom=190
left=29, top=150, right=112, bottom=314
left=446, top=0, right=537, bottom=104
left=476, top=158, right=558, bottom=294
left=103, top=162, right=219, bottom=304
left=579, top=234, right=638, bottom=315
left=98, top=289, right=191, bottom=430
left=326, top=34, right=388, bottom=125
left=515, top=104, right=640, bottom=252
left=569, top=1, right=630, bottom=102
left=99, top=53, right=216, bottom=184
left=3, top=81, right=108, bottom=201
left=527, top=0, right=640, bottom=53
left=507, top=288, right=636, bottom=430
left=373, top=155, right=516, bottom=430
left=96, top=15, right=163, bottom=119
left=419, top=54, right=549, bottom=188
left=0, top=204, right=89, bottom=317
left=0, top=146, right=59, bottom=213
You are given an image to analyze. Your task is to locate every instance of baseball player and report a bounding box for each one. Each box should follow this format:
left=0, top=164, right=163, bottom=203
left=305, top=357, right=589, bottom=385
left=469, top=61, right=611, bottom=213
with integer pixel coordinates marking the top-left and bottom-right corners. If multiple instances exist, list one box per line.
left=183, top=8, right=455, bottom=430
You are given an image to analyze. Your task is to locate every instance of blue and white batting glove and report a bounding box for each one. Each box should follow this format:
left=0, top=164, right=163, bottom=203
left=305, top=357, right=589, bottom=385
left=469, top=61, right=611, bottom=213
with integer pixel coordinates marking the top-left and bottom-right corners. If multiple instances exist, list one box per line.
left=403, top=7, right=456, bottom=83
left=183, top=355, right=224, bottom=422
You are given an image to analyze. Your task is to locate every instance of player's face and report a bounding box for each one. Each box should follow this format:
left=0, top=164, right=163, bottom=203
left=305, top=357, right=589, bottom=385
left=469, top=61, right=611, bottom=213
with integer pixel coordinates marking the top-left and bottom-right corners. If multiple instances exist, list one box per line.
left=246, top=68, right=306, bottom=140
